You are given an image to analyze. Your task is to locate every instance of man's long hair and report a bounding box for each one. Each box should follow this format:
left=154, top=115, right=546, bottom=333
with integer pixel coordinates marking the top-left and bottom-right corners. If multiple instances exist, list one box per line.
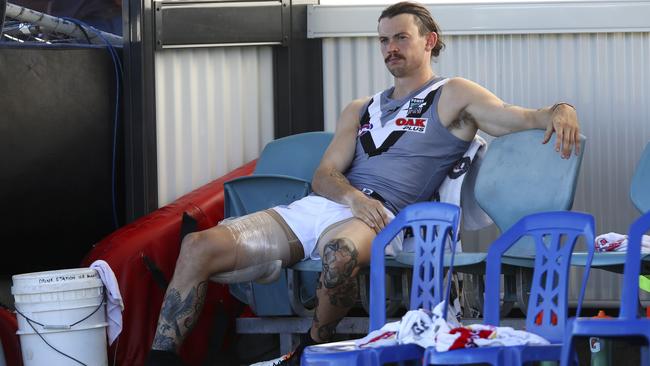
left=379, top=1, right=445, bottom=57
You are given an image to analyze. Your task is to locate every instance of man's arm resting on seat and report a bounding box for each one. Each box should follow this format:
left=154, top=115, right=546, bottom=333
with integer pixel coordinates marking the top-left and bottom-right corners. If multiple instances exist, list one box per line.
left=440, top=77, right=580, bottom=159
left=312, top=98, right=388, bottom=232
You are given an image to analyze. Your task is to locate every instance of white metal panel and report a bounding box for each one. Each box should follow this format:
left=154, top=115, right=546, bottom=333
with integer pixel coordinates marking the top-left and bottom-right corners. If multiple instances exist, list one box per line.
left=155, top=46, right=274, bottom=206
left=308, top=1, right=650, bottom=38
left=322, top=32, right=650, bottom=304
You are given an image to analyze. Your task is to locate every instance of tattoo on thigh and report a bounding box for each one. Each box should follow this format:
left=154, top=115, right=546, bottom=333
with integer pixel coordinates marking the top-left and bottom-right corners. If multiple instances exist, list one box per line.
left=322, top=238, right=358, bottom=289
left=152, top=281, right=208, bottom=351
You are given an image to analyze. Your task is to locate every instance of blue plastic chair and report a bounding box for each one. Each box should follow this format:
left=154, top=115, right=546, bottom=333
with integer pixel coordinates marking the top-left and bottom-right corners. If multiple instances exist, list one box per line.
left=223, top=131, right=333, bottom=316
left=561, top=212, right=650, bottom=366
left=301, top=202, right=461, bottom=365
left=424, top=211, right=595, bottom=365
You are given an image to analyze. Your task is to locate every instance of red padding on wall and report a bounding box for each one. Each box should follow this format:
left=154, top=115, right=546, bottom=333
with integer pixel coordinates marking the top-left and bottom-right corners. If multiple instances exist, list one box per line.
left=81, top=160, right=256, bottom=366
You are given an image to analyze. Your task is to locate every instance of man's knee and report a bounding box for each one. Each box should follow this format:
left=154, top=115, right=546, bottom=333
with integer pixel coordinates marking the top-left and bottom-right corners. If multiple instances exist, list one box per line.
left=177, top=228, right=233, bottom=271
left=320, top=238, right=361, bottom=289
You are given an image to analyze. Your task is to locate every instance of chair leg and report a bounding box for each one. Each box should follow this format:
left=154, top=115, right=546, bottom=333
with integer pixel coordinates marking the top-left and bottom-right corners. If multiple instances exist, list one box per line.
left=515, top=268, right=532, bottom=312
left=641, top=344, right=650, bottom=366
left=560, top=334, right=577, bottom=366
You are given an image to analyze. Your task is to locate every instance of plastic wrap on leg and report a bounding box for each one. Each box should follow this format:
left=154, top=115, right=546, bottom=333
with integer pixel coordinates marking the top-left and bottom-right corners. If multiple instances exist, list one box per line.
left=209, top=211, right=293, bottom=284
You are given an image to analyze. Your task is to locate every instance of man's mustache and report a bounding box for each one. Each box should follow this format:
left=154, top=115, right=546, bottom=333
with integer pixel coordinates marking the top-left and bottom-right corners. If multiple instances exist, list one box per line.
left=385, top=54, right=404, bottom=63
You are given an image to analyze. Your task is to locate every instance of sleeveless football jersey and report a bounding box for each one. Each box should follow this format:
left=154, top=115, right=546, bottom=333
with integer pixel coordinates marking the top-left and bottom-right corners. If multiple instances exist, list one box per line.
left=345, top=77, right=470, bottom=213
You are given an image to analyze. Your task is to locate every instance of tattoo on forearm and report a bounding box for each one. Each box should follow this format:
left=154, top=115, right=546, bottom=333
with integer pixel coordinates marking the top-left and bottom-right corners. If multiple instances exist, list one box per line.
left=328, top=169, right=350, bottom=186
left=152, top=281, right=208, bottom=351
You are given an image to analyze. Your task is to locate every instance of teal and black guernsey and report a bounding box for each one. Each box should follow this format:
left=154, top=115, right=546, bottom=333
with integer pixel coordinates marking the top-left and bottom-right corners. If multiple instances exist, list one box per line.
left=345, top=77, right=471, bottom=213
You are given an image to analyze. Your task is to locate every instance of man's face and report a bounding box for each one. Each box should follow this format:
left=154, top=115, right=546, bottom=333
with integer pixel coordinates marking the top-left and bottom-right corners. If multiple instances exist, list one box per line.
left=378, top=14, right=433, bottom=78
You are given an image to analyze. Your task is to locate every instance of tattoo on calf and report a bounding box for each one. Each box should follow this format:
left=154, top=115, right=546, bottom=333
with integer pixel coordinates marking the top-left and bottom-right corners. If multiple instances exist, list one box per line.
left=152, top=281, right=208, bottom=351
left=327, top=277, right=358, bottom=308
left=317, top=321, right=338, bottom=342
left=152, top=335, right=177, bottom=351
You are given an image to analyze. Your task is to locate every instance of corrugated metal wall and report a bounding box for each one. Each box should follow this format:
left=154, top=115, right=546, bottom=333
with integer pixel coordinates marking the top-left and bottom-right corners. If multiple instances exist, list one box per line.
left=155, top=46, right=275, bottom=206
left=322, top=33, right=650, bottom=305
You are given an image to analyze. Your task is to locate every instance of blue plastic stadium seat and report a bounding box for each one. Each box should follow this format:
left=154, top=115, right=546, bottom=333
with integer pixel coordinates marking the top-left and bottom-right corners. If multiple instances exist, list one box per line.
left=396, top=129, right=586, bottom=267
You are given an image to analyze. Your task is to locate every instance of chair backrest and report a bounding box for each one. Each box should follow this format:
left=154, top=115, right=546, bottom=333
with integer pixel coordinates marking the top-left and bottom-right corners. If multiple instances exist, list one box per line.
left=475, top=130, right=586, bottom=255
left=630, top=142, right=650, bottom=214
left=254, top=131, right=334, bottom=180
left=369, top=202, right=461, bottom=331
left=620, top=212, right=650, bottom=319
left=224, top=131, right=334, bottom=218
left=484, top=211, right=595, bottom=343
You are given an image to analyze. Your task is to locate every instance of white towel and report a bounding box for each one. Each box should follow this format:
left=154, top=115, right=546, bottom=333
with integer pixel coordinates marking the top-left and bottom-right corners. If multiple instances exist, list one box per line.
left=436, top=135, right=493, bottom=235
left=90, top=260, right=124, bottom=345
left=353, top=301, right=549, bottom=352
left=594, top=232, right=650, bottom=253
left=354, top=321, right=399, bottom=348
left=397, top=302, right=461, bottom=349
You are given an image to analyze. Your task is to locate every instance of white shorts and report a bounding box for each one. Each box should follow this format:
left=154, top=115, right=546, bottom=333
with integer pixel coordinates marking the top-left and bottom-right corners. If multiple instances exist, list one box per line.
left=272, top=194, right=400, bottom=260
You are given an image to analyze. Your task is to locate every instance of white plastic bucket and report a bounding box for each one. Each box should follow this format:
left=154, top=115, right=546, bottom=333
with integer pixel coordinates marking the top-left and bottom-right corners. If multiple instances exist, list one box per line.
left=11, top=268, right=108, bottom=366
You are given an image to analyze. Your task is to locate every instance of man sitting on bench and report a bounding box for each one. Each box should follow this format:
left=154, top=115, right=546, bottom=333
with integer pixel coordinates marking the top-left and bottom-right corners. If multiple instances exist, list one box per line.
left=146, top=2, right=581, bottom=365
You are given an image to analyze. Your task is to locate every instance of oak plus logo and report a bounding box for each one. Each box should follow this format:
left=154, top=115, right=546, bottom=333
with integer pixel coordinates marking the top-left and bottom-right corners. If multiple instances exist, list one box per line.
left=395, top=117, right=428, bottom=133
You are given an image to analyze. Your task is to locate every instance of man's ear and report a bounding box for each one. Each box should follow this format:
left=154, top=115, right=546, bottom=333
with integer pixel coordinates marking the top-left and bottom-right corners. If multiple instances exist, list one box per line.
left=425, top=32, right=438, bottom=52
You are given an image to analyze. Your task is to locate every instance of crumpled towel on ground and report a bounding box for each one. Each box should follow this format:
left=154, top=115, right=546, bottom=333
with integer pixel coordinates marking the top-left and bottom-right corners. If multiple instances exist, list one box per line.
left=354, top=301, right=549, bottom=352
left=354, top=301, right=459, bottom=348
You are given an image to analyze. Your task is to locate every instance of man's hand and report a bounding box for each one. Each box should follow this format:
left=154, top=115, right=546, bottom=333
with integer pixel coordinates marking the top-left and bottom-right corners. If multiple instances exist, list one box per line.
left=542, top=103, right=581, bottom=159
left=349, top=192, right=389, bottom=233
